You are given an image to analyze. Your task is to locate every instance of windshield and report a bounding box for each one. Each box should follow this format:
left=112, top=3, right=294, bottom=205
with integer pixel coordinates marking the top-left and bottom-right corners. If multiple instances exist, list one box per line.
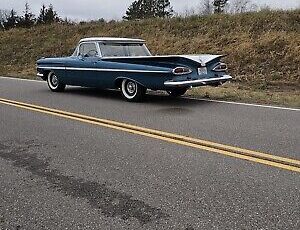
left=99, top=43, right=151, bottom=57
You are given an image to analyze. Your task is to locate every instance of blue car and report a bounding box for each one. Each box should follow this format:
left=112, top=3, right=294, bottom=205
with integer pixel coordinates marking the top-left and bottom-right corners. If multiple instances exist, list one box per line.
left=36, top=37, right=232, bottom=102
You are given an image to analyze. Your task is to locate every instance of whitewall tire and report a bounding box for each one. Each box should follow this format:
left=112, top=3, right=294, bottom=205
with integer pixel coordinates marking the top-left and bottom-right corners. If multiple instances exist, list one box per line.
left=121, top=79, right=146, bottom=102
left=47, top=72, right=66, bottom=92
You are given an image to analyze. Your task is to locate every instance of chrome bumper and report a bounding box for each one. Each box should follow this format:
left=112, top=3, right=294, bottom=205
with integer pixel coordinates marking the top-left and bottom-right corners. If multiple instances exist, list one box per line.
left=37, top=73, right=44, bottom=77
left=164, top=75, right=232, bottom=87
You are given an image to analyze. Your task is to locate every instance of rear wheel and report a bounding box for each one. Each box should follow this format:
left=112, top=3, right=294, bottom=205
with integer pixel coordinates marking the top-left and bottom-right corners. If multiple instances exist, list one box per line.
left=167, top=88, right=188, bottom=97
left=121, top=79, right=146, bottom=102
left=47, top=71, right=66, bottom=92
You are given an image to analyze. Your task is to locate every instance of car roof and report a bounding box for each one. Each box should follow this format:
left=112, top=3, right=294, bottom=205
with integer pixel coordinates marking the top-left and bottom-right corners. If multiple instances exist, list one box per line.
left=79, top=37, right=145, bottom=43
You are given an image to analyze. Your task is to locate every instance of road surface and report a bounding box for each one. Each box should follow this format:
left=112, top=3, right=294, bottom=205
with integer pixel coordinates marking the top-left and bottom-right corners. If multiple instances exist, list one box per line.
left=0, top=77, right=299, bottom=229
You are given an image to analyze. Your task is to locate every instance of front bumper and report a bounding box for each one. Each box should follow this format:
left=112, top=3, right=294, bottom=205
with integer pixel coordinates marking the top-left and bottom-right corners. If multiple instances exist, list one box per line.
left=164, top=75, right=232, bottom=87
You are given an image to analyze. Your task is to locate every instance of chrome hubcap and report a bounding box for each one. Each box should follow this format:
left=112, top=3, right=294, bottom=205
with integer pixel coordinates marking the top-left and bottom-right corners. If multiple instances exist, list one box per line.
left=51, top=75, right=58, bottom=87
left=126, top=82, right=136, bottom=94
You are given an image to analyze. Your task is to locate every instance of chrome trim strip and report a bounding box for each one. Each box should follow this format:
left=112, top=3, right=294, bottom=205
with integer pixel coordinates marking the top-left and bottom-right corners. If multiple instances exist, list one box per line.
left=164, top=75, right=232, bottom=86
left=36, top=73, right=44, bottom=77
left=80, top=37, right=145, bottom=43
left=38, top=67, right=66, bottom=70
left=38, top=66, right=170, bottom=74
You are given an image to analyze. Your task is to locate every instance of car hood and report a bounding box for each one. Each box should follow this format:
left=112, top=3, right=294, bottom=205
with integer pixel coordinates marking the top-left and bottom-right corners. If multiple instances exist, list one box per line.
left=37, top=57, right=72, bottom=65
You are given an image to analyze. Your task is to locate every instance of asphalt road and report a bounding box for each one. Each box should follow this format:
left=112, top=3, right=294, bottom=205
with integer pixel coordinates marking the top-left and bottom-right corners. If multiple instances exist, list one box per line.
left=0, top=77, right=299, bottom=230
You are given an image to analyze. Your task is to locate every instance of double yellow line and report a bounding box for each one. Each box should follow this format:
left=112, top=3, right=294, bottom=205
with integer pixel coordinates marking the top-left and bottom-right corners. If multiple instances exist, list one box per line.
left=1, top=97, right=299, bottom=173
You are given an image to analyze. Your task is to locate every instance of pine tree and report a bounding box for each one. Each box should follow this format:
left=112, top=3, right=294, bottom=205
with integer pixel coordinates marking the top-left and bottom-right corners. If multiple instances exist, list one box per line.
left=213, top=0, right=228, bottom=13
left=154, top=0, right=173, bottom=17
left=18, top=2, right=35, bottom=27
left=44, top=4, right=60, bottom=24
left=123, top=0, right=173, bottom=20
left=37, top=4, right=47, bottom=24
left=3, top=9, right=19, bottom=29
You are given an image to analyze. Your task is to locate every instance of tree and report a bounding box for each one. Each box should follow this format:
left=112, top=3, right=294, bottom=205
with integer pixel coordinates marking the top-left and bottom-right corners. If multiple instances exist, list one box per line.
left=18, top=2, right=35, bottom=27
left=37, top=4, right=47, bottom=24
left=154, top=0, right=173, bottom=18
left=200, top=0, right=213, bottom=15
left=230, top=0, right=255, bottom=13
left=44, top=4, right=60, bottom=24
left=213, top=0, right=228, bottom=13
left=123, top=0, right=173, bottom=20
left=0, top=9, right=9, bottom=30
left=3, top=9, right=19, bottom=29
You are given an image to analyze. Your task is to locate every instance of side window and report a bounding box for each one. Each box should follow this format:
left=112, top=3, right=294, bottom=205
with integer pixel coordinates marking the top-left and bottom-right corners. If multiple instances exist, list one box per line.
left=79, top=43, right=98, bottom=57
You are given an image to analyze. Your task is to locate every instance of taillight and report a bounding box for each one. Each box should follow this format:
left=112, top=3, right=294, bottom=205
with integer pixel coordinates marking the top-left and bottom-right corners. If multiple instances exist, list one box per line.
left=212, top=63, right=227, bottom=72
left=172, top=67, right=192, bottom=75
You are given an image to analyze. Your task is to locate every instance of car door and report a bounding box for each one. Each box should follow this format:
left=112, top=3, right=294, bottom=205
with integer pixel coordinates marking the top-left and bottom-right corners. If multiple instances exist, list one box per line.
left=65, top=42, right=100, bottom=87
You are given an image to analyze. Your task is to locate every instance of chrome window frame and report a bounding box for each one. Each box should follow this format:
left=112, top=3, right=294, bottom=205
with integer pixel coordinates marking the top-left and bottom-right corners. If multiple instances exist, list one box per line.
left=74, top=40, right=152, bottom=58
left=76, top=41, right=102, bottom=58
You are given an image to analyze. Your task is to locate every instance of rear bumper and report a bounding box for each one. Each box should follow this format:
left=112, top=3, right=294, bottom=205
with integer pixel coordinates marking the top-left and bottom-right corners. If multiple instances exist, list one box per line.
left=164, top=75, right=232, bottom=87
left=37, top=73, right=44, bottom=77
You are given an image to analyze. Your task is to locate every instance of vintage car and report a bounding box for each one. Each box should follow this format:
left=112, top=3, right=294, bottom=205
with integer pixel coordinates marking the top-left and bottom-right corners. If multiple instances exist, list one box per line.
left=36, top=37, right=232, bottom=101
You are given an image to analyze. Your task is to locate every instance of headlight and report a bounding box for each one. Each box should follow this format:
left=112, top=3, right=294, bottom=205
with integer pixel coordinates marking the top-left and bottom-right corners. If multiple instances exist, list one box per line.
left=172, top=67, right=192, bottom=75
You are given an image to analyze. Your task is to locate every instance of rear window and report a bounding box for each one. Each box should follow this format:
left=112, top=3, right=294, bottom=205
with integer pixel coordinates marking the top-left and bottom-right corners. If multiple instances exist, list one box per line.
left=99, top=43, right=151, bottom=57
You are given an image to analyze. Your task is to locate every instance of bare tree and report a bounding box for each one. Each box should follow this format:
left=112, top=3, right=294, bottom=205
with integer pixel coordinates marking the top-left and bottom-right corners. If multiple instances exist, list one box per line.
left=182, top=7, right=196, bottom=17
left=248, top=3, right=259, bottom=12
left=259, top=4, right=271, bottom=11
left=0, top=9, right=8, bottom=21
left=0, top=9, right=9, bottom=29
left=230, top=0, right=257, bottom=13
left=201, top=0, right=213, bottom=15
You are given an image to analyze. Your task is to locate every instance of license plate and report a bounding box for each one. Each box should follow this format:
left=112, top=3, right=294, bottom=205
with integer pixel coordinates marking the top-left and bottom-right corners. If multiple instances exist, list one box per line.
left=198, top=67, right=207, bottom=75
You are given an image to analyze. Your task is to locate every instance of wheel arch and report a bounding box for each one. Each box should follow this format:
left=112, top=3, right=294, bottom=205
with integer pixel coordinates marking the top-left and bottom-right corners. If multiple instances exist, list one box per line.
left=40, top=70, right=51, bottom=81
left=114, top=77, right=146, bottom=89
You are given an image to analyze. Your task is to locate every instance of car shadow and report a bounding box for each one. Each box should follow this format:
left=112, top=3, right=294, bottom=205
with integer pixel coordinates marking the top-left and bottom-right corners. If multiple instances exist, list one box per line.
left=63, top=87, right=210, bottom=107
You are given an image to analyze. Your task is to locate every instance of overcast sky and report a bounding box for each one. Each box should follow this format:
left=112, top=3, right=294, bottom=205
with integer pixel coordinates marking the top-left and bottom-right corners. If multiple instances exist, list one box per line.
left=1, top=0, right=299, bottom=20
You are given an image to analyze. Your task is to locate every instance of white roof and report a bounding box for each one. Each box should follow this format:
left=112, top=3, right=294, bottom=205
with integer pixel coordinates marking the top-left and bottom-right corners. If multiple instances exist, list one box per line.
left=79, top=37, right=145, bottom=43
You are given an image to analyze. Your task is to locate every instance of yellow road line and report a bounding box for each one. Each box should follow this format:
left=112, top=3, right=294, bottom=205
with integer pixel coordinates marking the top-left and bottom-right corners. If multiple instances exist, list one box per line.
left=0, top=97, right=299, bottom=173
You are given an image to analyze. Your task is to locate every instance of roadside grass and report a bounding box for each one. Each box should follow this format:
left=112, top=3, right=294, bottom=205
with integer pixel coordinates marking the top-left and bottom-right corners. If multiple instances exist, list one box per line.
left=0, top=9, right=299, bottom=107
left=187, top=83, right=300, bottom=108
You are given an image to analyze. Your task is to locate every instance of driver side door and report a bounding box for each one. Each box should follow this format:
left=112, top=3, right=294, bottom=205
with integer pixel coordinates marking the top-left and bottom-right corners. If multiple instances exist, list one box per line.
left=66, top=42, right=100, bottom=87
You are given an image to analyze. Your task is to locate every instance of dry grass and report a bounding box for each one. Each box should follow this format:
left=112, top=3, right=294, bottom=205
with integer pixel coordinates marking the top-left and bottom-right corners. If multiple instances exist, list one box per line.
left=0, top=10, right=299, bottom=107
left=188, top=83, right=300, bottom=108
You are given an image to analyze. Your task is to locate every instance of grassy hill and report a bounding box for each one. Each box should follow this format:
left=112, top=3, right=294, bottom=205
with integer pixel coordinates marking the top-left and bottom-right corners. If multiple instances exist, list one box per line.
left=0, top=10, right=299, bottom=107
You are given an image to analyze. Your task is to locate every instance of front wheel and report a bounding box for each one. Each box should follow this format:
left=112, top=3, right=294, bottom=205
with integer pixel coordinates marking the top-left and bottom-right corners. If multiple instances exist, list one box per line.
left=167, top=88, right=188, bottom=97
left=121, top=79, right=146, bottom=102
left=47, top=71, right=66, bottom=92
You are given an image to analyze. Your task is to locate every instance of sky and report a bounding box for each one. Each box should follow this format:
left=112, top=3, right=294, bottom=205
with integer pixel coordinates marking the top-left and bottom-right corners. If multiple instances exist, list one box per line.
left=1, top=0, right=299, bottom=21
